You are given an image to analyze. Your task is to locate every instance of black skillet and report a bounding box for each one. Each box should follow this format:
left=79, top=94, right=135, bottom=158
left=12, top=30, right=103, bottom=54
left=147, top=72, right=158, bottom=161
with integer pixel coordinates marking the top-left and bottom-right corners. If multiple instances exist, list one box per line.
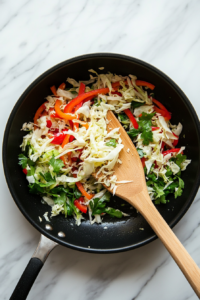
left=3, top=53, right=200, bottom=299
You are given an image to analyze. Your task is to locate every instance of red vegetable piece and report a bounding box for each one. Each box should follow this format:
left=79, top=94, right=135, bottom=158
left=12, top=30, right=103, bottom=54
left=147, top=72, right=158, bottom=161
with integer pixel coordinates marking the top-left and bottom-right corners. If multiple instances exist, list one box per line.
left=152, top=127, right=160, bottom=131
left=59, top=83, right=66, bottom=90
left=135, top=80, right=155, bottom=90
left=71, top=157, right=78, bottom=162
left=51, top=132, right=66, bottom=145
left=69, top=135, right=75, bottom=143
left=23, top=168, right=28, bottom=175
left=46, top=120, right=52, bottom=128
left=111, top=91, right=122, bottom=96
left=79, top=82, right=86, bottom=95
left=74, top=197, right=87, bottom=213
left=162, top=148, right=182, bottom=156
left=50, top=85, right=57, bottom=96
left=124, top=109, right=139, bottom=129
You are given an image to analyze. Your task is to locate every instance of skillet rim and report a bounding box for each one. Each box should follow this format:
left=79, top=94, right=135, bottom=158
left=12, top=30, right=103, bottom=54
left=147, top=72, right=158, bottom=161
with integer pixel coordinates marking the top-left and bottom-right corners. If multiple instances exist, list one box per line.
left=2, top=52, right=200, bottom=253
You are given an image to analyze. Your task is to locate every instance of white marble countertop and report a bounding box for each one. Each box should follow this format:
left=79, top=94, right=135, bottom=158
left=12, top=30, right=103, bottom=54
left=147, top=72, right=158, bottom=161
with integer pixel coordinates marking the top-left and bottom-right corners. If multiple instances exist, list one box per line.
left=1, top=0, right=200, bottom=299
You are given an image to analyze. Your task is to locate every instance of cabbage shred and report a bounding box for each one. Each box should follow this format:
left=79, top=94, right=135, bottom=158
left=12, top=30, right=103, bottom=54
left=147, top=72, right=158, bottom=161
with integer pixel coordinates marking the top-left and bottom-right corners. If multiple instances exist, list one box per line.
left=18, top=71, right=191, bottom=225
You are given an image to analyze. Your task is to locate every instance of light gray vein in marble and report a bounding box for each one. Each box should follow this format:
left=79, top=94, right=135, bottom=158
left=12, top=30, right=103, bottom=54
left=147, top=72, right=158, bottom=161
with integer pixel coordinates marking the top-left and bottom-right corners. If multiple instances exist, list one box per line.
left=0, top=0, right=200, bottom=299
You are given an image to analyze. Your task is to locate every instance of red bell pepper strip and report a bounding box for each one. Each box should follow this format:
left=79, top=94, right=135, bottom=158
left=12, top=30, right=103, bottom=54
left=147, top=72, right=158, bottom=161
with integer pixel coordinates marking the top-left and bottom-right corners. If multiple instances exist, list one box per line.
left=152, top=98, right=168, bottom=111
left=153, top=106, right=171, bottom=120
left=51, top=132, right=67, bottom=145
left=49, top=128, right=59, bottom=134
left=55, top=100, right=77, bottom=120
left=162, top=148, right=182, bottom=156
left=152, top=127, right=160, bottom=131
left=69, top=135, right=75, bottom=143
left=78, top=82, right=86, bottom=95
left=50, top=85, right=57, bottom=96
left=59, top=83, right=66, bottom=90
left=141, top=157, right=146, bottom=168
left=33, top=102, right=47, bottom=130
left=111, top=91, right=122, bottom=96
left=124, top=109, right=139, bottom=129
left=161, top=142, right=165, bottom=152
left=173, top=133, right=179, bottom=147
left=111, top=80, right=128, bottom=89
left=152, top=98, right=171, bottom=120
left=74, top=197, right=87, bottom=213
left=46, top=120, right=52, bottom=128
left=22, top=168, right=28, bottom=175
left=64, top=87, right=109, bottom=114
left=135, top=80, right=155, bottom=90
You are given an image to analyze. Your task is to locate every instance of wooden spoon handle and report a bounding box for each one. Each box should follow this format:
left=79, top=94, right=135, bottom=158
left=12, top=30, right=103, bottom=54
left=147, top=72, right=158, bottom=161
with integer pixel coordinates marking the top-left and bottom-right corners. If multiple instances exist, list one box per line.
left=136, top=196, right=200, bottom=297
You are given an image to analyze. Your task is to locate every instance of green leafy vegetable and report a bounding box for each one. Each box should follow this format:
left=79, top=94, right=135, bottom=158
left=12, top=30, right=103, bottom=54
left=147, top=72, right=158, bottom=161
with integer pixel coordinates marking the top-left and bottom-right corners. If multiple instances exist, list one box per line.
left=89, top=192, right=122, bottom=218
left=105, top=208, right=123, bottom=218
left=94, top=98, right=101, bottom=106
left=175, top=177, right=184, bottom=199
left=128, top=112, right=155, bottom=145
left=106, top=139, right=117, bottom=148
left=18, top=154, right=35, bottom=169
left=27, top=166, right=35, bottom=176
left=155, top=195, right=167, bottom=204
left=175, top=154, right=187, bottom=167
left=39, top=172, right=56, bottom=187
left=73, top=186, right=82, bottom=199
left=89, top=191, right=110, bottom=215
left=118, top=113, right=130, bottom=124
left=137, top=148, right=145, bottom=158
left=131, top=101, right=144, bottom=110
left=154, top=183, right=165, bottom=198
left=49, top=156, right=64, bottom=173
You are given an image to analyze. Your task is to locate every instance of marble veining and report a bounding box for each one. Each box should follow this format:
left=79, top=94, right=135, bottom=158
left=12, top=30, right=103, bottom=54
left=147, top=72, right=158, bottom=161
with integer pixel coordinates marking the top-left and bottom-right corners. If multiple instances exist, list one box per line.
left=0, top=0, right=200, bottom=299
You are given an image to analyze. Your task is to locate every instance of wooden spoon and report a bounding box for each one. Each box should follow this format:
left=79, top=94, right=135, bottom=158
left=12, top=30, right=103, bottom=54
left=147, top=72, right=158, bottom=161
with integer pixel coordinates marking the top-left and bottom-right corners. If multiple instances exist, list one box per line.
left=94, top=111, right=200, bottom=297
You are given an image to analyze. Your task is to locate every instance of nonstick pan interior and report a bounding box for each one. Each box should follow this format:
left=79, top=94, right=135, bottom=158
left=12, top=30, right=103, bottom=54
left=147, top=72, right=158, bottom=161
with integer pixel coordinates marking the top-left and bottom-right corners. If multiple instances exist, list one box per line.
left=3, top=53, right=200, bottom=253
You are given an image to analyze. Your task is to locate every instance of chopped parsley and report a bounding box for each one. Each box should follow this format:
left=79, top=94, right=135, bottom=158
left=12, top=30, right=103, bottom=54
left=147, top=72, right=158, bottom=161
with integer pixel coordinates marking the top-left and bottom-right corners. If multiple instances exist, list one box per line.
left=106, top=139, right=117, bottom=148
left=49, top=156, right=64, bottom=173
left=128, top=112, right=155, bottom=145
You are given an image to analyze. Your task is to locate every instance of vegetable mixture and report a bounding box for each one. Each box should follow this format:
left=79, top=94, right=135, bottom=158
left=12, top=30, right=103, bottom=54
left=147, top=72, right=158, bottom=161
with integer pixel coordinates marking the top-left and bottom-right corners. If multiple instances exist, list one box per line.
left=18, top=69, right=191, bottom=225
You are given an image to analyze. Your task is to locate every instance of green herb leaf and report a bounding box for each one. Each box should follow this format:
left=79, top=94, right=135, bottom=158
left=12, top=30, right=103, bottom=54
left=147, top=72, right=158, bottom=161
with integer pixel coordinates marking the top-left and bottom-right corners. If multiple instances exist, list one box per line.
left=141, top=130, right=153, bottom=145
left=155, top=195, right=166, bottom=204
left=105, top=208, right=123, bottom=218
left=127, top=128, right=140, bottom=139
left=137, top=148, right=145, bottom=158
left=154, top=183, right=165, bottom=198
left=39, top=172, right=56, bottom=187
left=54, top=191, right=66, bottom=205
left=118, top=113, right=130, bottom=124
left=128, top=112, right=155, bottom=146
left=49, top=156, right=64, bottom=173
left=175, top=154, right=187, bottom=167
left=29, top=183, right=44, bottom=194
left=27, top=166, right=35, bottom=176
left=139, top=112, right=156, bottom=121
left=131, top=101, right=144, bottom=110
left=73, top=186, right=82, bottom=199
left=106, top=139, right=117, bottom=148
left=18, top=154, right=35, bottom=169
left=100, top=191, right=111, bottom=202
left=89, top=191, right=111, bottom=215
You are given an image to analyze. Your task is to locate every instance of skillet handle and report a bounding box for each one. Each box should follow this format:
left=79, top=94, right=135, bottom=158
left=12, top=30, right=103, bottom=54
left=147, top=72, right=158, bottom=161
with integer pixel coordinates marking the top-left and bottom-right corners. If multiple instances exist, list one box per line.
left=10, top=234, right=58, bottom=300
